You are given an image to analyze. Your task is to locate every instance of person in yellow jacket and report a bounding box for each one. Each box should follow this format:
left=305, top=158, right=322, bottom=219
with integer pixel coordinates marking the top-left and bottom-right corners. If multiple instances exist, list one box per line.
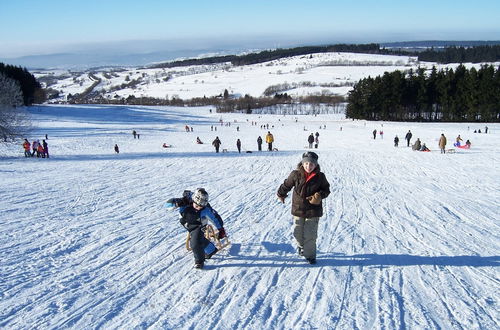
left=265, top=131, right=274, bottom=151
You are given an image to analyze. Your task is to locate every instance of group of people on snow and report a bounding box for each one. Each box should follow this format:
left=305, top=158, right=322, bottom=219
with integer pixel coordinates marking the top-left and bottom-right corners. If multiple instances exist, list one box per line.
left=210, top=131, right=275, bottom=153
left=167, top=151, right=330, bottom=269
left=307, top=132, right=320, bottom=149
left=392, top=130, right=472, bottom=153
left=22, top=139, right=49, bottom=158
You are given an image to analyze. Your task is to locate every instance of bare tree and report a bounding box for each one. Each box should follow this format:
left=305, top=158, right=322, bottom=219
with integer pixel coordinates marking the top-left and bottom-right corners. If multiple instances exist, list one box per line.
left=0, top=73, right=30, bottom=142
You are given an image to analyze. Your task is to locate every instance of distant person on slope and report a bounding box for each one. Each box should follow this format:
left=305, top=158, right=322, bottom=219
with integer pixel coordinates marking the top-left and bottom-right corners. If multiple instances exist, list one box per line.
left=22, top=139, right=31, bottom=157
left=257, top=136, right=263, bottom=151
left=412, top=138, right=421, bottom=151
left=165, top=188, right=226, bottom=269
left=405, top=130, right=413, bottom=147
left=394, top=135, right=399, bottom=147
left=438, top=133, right=447, bottom=154
left=212, top=136, right=222, bottom=153
left=276, top=151, right=330, bottom=264
left=236, top=139, right=241, bottom=153
left=308, top=133, right=315, bottom=148
left=42, top=140, right=49, bottom=158
left=266, top=131, right=274, bottom=151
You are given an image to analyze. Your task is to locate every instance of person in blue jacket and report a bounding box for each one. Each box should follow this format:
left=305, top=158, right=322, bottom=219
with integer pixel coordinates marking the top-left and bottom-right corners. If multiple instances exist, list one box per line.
left=166, top=188, right=226, bottom=269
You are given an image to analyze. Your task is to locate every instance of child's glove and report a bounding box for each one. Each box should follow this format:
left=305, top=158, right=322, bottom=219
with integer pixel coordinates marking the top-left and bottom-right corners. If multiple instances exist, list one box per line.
left=165, top=202, right=176, bottom=210
left=277, top=195, right=285, bottom=203
left=165, top=198, right=178, bottom=210
left=306, top=192, right=322, bottom=205
left=218, top=227, right=226, bottom=239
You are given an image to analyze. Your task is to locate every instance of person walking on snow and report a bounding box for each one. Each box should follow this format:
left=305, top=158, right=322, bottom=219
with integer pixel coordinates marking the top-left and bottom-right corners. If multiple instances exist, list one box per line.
left=277, top=151, right=330, bottom=264
left=394, top=135, right=399, bottom=147
left=405, top=130, right=413, bottom=147
left=236, top=139, right=241, bottom=153
left=439, top=133, right=447, bottom=154
left=212, top=136, right=221, bottom=153
left=372, top=129, right=377, bottom=139
left=166, top=188, right=226, bottom=269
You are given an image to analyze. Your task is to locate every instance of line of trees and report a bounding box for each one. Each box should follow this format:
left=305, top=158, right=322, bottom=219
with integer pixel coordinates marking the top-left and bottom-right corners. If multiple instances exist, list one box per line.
left=345, top=65, right=500, bottom=122
left=418, top=45, right=500, bottom=63
left=150, top=43, right=500, bottom=70
left=151, top=44, right=384, bottom=69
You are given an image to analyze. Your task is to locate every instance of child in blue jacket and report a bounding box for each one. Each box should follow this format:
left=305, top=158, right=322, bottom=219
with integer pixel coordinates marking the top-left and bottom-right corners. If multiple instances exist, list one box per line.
left=166, top=188, right=226, bottom=269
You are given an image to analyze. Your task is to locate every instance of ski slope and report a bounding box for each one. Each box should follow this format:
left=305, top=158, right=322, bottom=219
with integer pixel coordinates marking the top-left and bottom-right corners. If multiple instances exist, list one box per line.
left=1, top=105, right=499, bottom=329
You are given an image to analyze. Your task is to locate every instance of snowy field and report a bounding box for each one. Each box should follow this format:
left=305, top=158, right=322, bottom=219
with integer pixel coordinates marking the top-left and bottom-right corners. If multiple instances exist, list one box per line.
left=1, top=104, right=499, bottom=329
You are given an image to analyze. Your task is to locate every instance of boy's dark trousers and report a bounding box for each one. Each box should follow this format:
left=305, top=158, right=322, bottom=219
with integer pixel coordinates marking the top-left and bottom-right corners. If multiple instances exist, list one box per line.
left=190, top=226, right=210, bottom=263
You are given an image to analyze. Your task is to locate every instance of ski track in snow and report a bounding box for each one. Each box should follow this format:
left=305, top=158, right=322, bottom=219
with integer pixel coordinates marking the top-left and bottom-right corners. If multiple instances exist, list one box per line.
left=0, top=104, right=499, bottom=329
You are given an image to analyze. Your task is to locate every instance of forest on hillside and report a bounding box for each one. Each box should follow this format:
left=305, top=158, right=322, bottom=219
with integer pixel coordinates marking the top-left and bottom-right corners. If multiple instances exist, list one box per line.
left=346, top=65, right=500, bottom=122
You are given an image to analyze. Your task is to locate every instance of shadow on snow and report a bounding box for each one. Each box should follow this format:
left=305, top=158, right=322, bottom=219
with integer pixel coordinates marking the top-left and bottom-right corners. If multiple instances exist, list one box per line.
left=219, top=242, right=499, bottom=268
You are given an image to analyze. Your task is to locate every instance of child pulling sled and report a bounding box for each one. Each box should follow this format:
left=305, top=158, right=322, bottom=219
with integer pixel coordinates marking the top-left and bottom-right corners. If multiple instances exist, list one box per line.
left=166, top=188, right=228, bottom=269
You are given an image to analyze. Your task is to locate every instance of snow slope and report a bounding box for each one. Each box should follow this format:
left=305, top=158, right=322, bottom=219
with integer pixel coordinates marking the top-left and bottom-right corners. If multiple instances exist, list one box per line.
left=1, top=105, right=499, bottom=329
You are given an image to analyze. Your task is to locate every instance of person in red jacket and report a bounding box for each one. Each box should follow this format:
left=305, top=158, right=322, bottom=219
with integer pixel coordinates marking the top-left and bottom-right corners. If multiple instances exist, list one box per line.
left=23, top=139, right=31, bottom=157
left=37, top=144, right=45, bottom=158
left=277, top=151, right=330, bottom=264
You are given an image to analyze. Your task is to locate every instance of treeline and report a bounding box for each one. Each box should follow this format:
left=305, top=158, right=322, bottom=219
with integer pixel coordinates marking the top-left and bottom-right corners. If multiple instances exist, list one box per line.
left=151, top=43, right=500, bottom=70
left=418, top=45, right=500, bottom=63
left=346, top=65, right=500, bottom=122
left=151, top=44, right=382, bottom=69
left=0, top=63, right=45, bottom=105
left=66, top=92, right=345, bottom=114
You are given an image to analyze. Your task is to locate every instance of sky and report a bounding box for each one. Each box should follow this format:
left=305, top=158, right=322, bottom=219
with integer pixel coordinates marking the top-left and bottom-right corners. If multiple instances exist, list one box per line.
left=1, top=0, right=499, bottom=58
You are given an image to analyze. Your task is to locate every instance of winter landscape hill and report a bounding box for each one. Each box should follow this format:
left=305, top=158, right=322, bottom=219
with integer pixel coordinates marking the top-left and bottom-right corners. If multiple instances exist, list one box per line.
left=1, top=101, right=499, bottom=328
left=35, top=51, right=498, bottom=104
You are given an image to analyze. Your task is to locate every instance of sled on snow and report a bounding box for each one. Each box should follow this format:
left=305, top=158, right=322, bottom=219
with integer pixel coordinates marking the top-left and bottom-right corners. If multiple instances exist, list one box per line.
left=185, top=224, right=231, bottom=251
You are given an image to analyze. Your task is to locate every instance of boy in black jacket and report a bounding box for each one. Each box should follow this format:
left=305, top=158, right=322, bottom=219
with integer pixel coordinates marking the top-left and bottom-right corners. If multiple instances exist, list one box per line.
left=166, top=188, right=226, bottom=269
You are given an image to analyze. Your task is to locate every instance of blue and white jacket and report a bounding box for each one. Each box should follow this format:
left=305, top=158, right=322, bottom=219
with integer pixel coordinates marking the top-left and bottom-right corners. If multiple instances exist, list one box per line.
left=166, top=195, right=224, bottom=232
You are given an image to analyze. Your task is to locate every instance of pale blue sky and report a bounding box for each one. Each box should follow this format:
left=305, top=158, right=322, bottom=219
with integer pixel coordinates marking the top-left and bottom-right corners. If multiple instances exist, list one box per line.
left=1, top=0, right=499, bottom=57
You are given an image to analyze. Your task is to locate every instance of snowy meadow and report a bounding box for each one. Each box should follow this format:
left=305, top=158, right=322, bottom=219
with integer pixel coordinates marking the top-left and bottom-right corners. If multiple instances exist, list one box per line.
left=0, top=104, right=499, bottom=329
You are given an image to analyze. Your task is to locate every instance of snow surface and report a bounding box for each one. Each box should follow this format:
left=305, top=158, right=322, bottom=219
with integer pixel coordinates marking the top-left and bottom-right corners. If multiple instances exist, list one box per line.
left=1, top=104, right=499, bottom=329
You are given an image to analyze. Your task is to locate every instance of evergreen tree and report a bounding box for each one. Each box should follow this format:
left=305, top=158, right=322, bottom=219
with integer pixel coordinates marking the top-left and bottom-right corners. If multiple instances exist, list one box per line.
left=0, top=72, right=30, bottom=141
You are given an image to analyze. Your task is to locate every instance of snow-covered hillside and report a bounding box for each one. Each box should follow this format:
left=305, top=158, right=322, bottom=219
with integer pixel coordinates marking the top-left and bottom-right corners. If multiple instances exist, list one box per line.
left=36, top=52, right=500, bottom=105
left=1, top=105, right=498, bottom=329
left=35, top=52, right=427, bottom=102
